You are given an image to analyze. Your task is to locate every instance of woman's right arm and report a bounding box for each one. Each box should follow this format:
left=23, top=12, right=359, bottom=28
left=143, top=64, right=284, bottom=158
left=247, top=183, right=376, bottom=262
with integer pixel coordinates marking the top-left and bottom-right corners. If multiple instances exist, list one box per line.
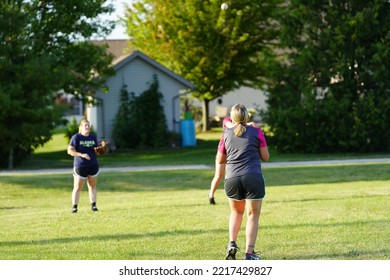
left=67, top=146, right=89, bottom=159
left=216, top=151, right=227, bottom=164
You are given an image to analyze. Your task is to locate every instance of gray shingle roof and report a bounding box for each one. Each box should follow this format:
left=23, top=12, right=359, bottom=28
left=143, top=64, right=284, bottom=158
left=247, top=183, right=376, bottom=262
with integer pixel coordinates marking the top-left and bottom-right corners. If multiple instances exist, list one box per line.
left=92, top=39, right=194, bottom=89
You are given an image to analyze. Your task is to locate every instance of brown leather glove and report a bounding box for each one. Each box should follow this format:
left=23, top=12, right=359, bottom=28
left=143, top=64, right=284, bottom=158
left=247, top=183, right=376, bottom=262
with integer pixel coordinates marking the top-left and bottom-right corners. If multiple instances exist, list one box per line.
left=94, top=140, right=107, bottom=155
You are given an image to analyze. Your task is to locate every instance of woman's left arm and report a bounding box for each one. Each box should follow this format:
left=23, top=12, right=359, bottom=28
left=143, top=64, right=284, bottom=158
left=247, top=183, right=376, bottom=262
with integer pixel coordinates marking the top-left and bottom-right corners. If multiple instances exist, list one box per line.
left=260, top=147, right=269, bottom=162
left=257, top=128, right=269, bottom=162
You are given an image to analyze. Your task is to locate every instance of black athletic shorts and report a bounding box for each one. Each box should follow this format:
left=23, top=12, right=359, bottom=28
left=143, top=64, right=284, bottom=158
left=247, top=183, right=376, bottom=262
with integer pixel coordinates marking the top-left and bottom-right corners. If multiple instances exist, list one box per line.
left=224, top=174, right=265, bottom=200
left=73, top=165, right=99, bottom=179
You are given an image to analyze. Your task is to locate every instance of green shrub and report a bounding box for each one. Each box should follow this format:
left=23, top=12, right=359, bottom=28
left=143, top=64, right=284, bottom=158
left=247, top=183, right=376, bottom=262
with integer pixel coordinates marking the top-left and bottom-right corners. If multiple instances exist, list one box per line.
left=64, top=117, right=79, bottom=142
left=112, top=74, right=169, bottom=149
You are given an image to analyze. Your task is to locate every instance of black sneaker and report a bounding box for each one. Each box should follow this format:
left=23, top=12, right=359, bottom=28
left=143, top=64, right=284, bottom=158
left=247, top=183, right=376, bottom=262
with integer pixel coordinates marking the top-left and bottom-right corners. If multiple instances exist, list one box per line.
left=225, top=242, right=239, bottom=260
left=91, top=205, right=98, bottom=212
left=244, top=251, right=261, bottom=260
left=72, top=207, right=78, bottom=213
left=209, top=197, right=216, bottom=205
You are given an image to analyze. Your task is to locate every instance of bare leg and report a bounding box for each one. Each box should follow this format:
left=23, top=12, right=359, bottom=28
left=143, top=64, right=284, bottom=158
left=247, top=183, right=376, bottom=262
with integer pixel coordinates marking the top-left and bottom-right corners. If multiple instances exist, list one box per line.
left=225, top=199, right=246, bottom=259
left=245, top=200, right=262, bottom=254
left=228, top=199, right=246, bottom=242
left=87, top=175, right=97, bottom=204
left=72, top=175, right=85, bottom=206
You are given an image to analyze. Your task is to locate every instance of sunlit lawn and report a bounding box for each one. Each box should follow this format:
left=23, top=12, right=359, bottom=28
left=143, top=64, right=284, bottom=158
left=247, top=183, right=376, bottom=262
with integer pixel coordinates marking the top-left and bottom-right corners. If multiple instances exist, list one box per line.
left=1, top=129, right=389, bottom=260
left=1, top=163, right=389, bottom=260
left=10, top=128, right=390, bottom=170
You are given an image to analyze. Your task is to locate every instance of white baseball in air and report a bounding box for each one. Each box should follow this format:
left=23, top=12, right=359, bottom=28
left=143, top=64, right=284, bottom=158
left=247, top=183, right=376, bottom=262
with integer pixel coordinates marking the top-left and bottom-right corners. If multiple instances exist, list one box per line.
left=221, top=3, right=228, bottom=10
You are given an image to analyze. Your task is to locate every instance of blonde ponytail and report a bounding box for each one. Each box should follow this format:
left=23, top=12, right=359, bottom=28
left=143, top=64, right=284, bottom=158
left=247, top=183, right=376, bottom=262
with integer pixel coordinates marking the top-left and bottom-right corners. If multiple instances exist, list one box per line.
left=230, top=104, right=249, bottom=137
left=234, top=124, right=246, bottom=137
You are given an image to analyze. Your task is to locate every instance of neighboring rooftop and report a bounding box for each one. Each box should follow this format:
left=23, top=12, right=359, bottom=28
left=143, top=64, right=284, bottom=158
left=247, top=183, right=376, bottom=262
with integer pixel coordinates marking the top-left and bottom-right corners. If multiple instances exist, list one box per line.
left=91, top=39, right=131, bottom=62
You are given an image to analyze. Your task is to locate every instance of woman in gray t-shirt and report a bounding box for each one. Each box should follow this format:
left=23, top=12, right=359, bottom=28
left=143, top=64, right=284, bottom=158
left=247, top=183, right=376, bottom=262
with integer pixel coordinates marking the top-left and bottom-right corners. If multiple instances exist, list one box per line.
left=217, top=104, right=269, bottom=260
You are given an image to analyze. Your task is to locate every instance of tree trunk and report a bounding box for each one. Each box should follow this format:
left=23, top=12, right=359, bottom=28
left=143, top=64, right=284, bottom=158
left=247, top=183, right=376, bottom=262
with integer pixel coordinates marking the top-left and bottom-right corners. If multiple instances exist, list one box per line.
left=201, top=99, right=210, bottom=132
left=8, top=147, right=14, bottom=170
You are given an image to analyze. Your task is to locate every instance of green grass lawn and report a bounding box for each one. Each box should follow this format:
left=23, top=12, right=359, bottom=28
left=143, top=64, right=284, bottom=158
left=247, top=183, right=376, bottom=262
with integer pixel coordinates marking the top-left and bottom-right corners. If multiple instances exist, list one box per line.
left=1, top=163, right=389, bottom=260
left=10, top=128, right=390, bottom=170
left=1, top=130, right=389, bottom=260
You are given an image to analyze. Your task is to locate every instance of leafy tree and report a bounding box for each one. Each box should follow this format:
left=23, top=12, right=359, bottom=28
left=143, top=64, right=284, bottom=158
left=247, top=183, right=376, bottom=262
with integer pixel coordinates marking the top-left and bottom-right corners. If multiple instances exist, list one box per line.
left=124, top=0, right=280, bottom=131
left=263, top=0, right=390, bottom=153
left=0, top=0, right=115, bottom=168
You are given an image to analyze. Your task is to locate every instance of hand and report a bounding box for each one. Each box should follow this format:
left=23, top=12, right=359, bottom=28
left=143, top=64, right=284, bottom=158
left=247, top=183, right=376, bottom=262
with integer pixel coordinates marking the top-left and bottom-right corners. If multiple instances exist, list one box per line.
left=82, top=153, right=91, bottom=160
left=247, top=122, right=258, bottom=127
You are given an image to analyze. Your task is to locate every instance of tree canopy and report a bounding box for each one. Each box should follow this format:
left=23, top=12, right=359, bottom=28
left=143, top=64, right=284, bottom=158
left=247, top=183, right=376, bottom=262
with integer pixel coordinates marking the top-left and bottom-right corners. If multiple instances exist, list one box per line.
left=124, top=0, right=280, bottom=131
left=263, top=0, right=390, bottom=153
left=0, top=0, right=115, bottom=168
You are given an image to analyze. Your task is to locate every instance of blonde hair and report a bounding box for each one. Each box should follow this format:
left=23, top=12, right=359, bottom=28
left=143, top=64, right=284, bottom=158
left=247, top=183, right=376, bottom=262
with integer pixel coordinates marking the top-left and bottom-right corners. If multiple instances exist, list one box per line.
left=78, top=119, right=90, bottom=133
left=230, top=104, right=249, bottom=137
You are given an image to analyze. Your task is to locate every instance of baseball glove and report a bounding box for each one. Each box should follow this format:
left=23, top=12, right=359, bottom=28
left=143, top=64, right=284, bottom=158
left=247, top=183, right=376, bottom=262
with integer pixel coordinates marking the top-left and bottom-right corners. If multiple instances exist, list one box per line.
left=94, top=140, right=107, bottom=155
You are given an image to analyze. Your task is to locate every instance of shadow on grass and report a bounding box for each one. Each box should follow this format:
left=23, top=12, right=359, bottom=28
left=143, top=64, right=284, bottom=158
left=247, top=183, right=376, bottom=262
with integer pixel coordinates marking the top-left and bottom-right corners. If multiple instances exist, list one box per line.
left=18, top=150, right=73, bottom=170
left=282, top=249, right=390, bottom=260
left=272, top=250, right=390, bottom=260
left=0, top=228, right=224, bottom=248
left=262, top=219, right=390, bottom=230
left=0, top=207, right=28, bottom=211
left=2, top=220, right=389, bottom=260
left=15, top=139, right=218, bottom=171
left=267, top=193, right=389, bottom=204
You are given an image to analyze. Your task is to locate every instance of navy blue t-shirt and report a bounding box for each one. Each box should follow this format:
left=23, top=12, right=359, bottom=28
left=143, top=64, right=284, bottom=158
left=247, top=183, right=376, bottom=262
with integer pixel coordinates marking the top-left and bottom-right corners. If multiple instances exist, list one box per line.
left=69, top=133, right=99, bottom=168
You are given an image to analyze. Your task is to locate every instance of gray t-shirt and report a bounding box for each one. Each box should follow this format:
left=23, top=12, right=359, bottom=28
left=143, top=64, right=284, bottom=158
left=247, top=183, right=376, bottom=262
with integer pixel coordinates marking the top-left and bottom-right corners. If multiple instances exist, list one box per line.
left=218, top=125, right=267, bottom=179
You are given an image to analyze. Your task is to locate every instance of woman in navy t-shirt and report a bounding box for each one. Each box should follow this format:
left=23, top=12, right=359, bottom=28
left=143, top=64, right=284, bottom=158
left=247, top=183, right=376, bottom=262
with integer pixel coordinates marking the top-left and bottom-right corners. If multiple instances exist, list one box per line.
left=67, top=119, right=100, bottom=213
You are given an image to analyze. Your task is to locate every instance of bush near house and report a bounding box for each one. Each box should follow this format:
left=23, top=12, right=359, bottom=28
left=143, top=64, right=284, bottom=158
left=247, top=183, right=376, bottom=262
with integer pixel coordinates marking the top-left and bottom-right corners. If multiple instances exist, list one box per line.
left=112, top=74, right=169, bottom=149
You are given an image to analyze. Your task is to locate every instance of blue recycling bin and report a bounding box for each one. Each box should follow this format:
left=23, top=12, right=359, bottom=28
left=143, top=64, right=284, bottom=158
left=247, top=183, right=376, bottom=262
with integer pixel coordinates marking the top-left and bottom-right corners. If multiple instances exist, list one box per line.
left=180, top=119, right=196, bottom=147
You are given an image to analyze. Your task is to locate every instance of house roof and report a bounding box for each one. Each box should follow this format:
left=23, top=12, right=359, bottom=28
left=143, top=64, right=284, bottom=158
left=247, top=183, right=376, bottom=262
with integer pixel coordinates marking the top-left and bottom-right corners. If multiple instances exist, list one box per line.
left=91, top=40, right=195, bottom=90
left=91, top=39, right=130, bottom=61
left=115, top=50, right=195, bottom=89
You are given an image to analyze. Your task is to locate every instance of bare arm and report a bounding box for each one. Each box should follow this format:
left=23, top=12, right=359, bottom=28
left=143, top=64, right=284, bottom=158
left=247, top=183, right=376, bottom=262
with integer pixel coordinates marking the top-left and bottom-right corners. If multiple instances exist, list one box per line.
left=246, top=121, right=258, bottom=127
left=260, top=146, right=270, bottom=162
left=216, top=151, right=227, bottom=164
left=67, top=146, right=90, bottom=160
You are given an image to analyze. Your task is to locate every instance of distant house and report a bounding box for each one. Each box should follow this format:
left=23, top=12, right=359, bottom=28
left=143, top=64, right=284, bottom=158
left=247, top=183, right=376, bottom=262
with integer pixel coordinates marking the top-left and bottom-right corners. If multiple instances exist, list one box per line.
left=197, top=86, right=267, bottom=123
left=87, top=40, right=194, bottom=142
left=86, top=40, right=267, bottom=142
